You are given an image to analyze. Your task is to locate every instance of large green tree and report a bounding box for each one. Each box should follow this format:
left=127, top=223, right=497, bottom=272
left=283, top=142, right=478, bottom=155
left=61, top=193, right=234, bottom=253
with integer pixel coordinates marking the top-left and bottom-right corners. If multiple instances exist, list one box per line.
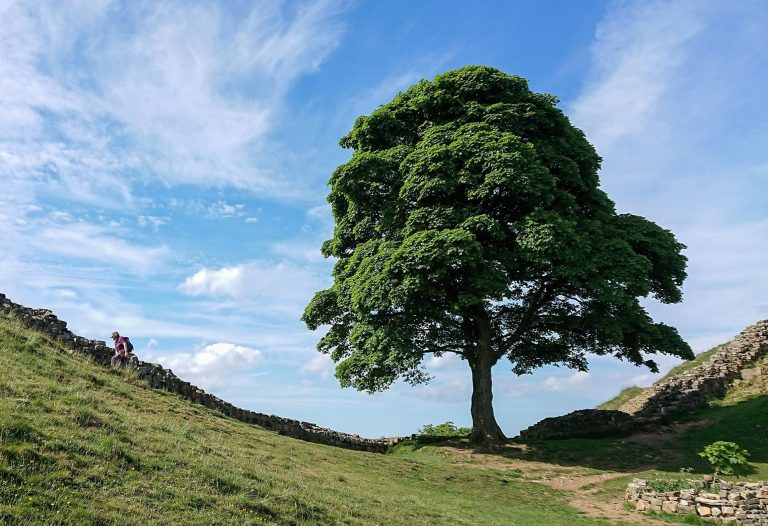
left=302, top=66, right=692, bottom=447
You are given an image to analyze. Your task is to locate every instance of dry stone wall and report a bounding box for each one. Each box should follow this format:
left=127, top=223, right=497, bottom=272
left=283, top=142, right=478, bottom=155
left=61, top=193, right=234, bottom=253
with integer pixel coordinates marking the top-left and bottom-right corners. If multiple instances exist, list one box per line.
left=628, top=320, right=768, bottom=418
left=0, top=293, right=400, bottom=453
left=627, top=478, right=768, bottom=524
left=518, top=409, right=638, bottom=440
left=518, top=320, right=768, bottom=440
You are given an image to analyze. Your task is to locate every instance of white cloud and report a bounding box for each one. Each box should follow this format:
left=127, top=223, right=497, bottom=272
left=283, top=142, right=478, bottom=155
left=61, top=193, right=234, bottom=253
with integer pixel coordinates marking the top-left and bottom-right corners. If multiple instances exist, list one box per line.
left=50, top=288, right=78, bottom=300
left=570, top=0, right=707, bottom=150
left=207, top=201, right=245, bottom=218
left=412, top=379, right=470, bottom=403
left=178, top=261, right=329, bottom=315
left=306, top=204, right=331, bottom=222
left=138, top=215, right=169, bottom=229
left=158, top=342, right=264, bottom=391
left=143, top=338, right=159, bottom=354
left=541, top=371, right=590, bottom=392
left=179, top=267, right=244, bottom=297
left=271, top=241, right=327, bottom=263
left=299, top=353, right=334, bottom=380
left=424, top=353, right=458, bottom=371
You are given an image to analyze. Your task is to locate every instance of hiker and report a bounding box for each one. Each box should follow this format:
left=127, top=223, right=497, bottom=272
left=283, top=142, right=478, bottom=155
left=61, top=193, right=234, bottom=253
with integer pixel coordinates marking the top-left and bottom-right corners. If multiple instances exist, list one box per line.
left=110, top=331, right=132, bottom=367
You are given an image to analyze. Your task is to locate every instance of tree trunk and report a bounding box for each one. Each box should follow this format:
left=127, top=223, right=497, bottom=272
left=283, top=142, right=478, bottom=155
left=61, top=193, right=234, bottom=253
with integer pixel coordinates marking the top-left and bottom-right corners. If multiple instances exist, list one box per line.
left=468, top=352, right=506, bottom=448
left=465, top=305, right=506, bottom=448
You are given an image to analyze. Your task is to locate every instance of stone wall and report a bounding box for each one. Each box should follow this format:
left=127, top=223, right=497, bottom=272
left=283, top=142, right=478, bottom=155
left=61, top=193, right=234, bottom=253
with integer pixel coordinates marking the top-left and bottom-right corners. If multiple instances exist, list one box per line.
left=518, top=320, right=768, bottom=440
left=628, top=320, right=768, bottom=418
left=0, top=293, right=400, bottom=453
left=626, top=478, right=768, bottom=524
left=518, top=409, right=639, bottom=440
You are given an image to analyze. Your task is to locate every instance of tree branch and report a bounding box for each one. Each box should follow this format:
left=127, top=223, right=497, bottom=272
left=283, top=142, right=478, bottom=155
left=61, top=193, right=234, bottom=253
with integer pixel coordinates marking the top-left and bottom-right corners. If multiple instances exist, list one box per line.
left=496, top=281, right=553, bottom=359
left=415, top=346, right=466, bottom=357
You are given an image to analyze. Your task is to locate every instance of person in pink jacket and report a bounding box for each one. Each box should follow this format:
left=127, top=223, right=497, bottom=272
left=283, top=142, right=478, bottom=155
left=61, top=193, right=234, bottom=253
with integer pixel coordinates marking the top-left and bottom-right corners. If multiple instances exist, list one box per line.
left=111, top=331, right=129, bottom=367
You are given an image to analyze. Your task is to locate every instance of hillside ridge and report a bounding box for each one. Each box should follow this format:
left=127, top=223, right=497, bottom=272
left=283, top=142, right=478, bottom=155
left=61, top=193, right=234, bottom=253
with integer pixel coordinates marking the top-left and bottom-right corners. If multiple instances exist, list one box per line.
left=0, top=292, right=399, bottom=453
left=519, top=318, right=768, bottom=439
left=622, top=319, right=768, bottom=418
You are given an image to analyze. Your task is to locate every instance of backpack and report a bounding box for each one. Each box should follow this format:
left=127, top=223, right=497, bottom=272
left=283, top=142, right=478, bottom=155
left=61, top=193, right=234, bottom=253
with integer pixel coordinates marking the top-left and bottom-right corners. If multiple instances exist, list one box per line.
left=124, top=337, right=134, bottom=354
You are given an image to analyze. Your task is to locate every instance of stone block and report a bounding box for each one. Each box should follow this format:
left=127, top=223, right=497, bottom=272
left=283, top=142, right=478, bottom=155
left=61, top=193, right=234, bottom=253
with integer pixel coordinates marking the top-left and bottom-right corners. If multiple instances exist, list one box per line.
left=696, top=497, right=729, bottom=506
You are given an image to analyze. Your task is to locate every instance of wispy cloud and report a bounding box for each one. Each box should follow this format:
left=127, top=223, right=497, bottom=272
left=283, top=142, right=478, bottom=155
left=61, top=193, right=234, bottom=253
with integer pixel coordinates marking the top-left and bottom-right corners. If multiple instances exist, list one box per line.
left=34, top=222, right=169, bottom=275
left=178, top=260, right=330, bottom=316
left=0, top=0, right=348, bottom=203
left=568, top=0, right=768, bottom=352
left=569, top=0, right=708, bottom=150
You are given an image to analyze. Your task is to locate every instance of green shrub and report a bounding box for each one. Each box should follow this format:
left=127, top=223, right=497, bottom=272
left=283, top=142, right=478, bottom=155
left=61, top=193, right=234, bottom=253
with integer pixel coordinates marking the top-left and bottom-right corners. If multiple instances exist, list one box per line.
left=416, top=421, right=471, bottom=437
left=646, top=478, right=694, bottom=492
left=698, top=441, right=750, bottom=477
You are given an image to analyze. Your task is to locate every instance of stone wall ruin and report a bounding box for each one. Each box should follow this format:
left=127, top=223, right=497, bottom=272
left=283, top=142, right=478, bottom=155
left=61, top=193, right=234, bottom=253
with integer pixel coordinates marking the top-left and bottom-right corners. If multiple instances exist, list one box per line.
left=519, top=320, right=768, bottom=440
left=626, top=478, right=768, bottom=524
left=0, top=293, right=400, bottom=453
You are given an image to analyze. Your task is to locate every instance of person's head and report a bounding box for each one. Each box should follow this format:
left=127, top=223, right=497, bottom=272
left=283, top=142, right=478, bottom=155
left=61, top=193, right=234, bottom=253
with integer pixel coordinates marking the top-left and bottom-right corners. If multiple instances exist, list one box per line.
left=111, top=331, right=119, bottom=341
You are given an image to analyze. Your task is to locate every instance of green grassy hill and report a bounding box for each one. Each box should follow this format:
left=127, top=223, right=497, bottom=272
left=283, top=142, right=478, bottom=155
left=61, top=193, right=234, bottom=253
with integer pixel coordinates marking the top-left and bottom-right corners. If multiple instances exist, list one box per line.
left=4, top=312, right=767, bottom=526
left=0, top=316, right=617, bottom=526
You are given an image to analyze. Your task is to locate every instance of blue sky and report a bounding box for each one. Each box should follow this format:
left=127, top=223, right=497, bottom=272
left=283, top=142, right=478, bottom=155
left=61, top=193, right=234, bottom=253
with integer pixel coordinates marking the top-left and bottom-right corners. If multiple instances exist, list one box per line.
left=1, top=0, right=767, bottom=438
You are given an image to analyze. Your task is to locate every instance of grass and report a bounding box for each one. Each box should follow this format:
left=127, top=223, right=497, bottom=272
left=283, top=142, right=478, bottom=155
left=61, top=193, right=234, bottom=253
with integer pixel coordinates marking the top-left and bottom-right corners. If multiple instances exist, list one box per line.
left=597, top=386, right=645, bottom=410
left=3, top=312, right=765, bottom=526
left=0, top=316, right=616, bottom=526
left=644, top=511, right=712, bottom=525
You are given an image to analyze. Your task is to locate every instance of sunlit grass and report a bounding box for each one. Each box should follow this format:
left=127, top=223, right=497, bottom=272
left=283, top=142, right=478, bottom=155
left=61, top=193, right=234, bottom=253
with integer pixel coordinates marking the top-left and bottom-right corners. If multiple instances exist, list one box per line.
left=0, top=316, right=614, bottom=525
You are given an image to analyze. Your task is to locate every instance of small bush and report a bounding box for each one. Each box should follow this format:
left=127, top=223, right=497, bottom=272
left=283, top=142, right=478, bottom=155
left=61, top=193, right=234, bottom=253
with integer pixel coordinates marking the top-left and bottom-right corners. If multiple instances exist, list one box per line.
left=698, top=441, right=749, bottom=477
left=646, top=478, right=694, bottom=492
left=416, top=421, right=471, bottom=438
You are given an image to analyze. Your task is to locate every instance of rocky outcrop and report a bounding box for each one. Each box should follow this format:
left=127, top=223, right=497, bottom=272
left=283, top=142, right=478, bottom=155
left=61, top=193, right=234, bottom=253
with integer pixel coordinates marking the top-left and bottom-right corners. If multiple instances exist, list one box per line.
left=0, top=293, right=400, bottom=453
left=627, top=478, right=768, bottom=524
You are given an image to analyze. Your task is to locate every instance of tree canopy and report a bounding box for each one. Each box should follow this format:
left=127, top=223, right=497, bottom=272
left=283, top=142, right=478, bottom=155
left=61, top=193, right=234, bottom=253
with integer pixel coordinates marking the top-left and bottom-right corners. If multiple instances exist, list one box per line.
left=302, top=65, right=692, bottom=447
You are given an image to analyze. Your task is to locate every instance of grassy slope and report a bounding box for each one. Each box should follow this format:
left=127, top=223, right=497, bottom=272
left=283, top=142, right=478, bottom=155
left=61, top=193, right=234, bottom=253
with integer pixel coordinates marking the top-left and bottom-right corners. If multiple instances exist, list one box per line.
left=596, top=386, right=645, bottom=411
left=0, top=317, right=616, bottom=526
left=588, top=375, right=768, bottom=524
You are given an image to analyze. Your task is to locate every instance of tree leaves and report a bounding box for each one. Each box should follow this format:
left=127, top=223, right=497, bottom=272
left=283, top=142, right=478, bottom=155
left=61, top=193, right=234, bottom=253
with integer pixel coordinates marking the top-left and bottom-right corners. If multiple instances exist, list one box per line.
left=302, top=65, right=691, bottom=396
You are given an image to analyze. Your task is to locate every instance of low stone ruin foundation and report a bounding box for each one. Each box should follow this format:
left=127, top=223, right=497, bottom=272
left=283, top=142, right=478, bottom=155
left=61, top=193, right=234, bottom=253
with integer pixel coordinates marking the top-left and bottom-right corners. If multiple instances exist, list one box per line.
left=626, top=478, right=768, bottom=524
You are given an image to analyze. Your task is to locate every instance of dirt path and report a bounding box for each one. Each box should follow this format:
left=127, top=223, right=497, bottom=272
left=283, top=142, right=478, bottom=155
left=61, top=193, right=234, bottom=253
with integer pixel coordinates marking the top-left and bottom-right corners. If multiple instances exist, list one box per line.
left=535, top=471, right=667, bottom=525
left=437, top=427, right=701, bottom=526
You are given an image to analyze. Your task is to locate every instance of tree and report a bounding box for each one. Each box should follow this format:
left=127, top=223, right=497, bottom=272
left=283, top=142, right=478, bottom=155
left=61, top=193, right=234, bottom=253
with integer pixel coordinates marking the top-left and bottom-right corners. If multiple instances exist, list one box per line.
left=302, top=66, right=692, bottom=448
left=699, top=441, right=750, bottom=478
